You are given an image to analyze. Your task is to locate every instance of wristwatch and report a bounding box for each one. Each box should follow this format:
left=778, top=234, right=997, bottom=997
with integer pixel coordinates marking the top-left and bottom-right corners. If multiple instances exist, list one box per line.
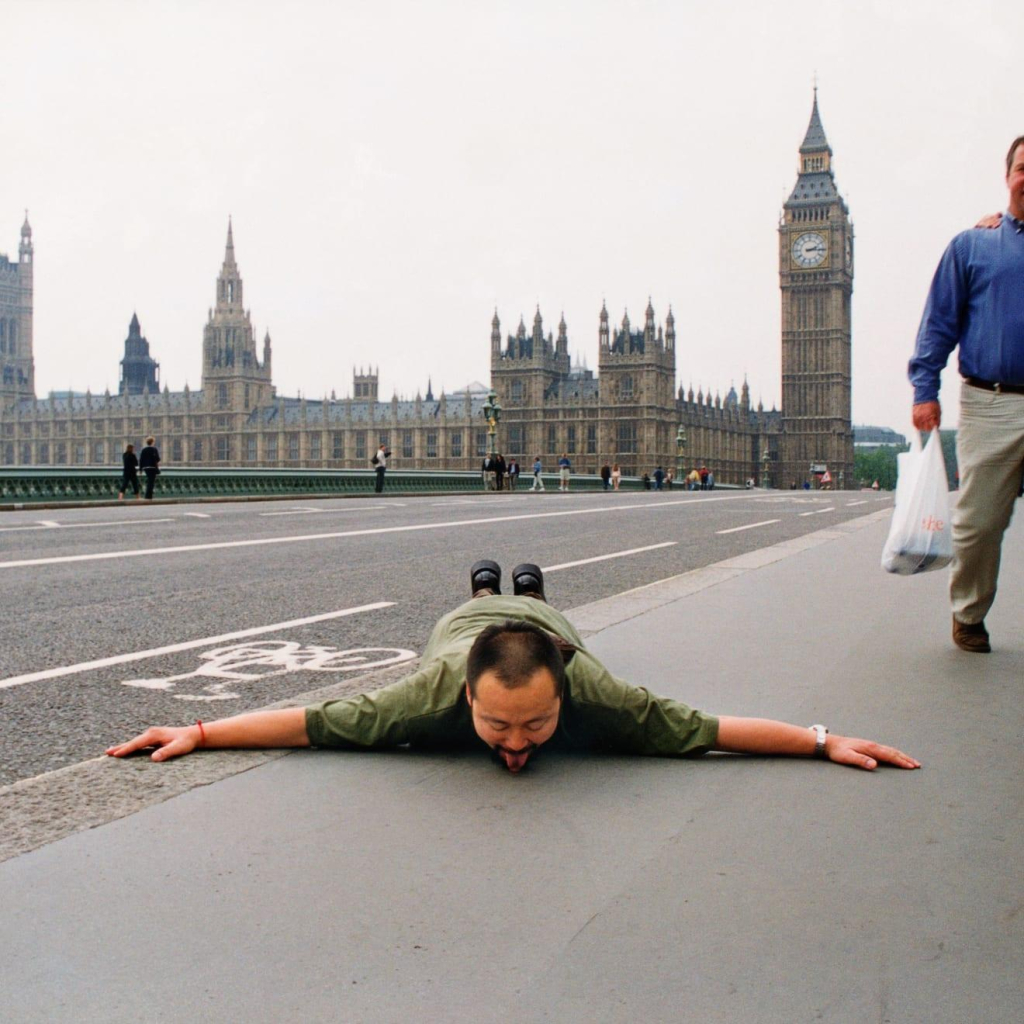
left=809, top=724, right=829, bottom=759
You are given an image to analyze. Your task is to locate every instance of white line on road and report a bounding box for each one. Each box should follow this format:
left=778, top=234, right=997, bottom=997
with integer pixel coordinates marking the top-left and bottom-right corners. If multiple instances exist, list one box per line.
left=799, top=507, right=836, bottom=517
left=716, top=519, right=782, bottom=535
left=845, top=500, right=869, bottom=507
left=0, top=493, right=769, bottom=570
left=259, top=504, right=392, bottom=517
left=0, top=602, right=393, bottom=692
left=0, top=517, right=177, bottom=534
left=543, top=541, right=677, bottom=572
left=183, top=512, right=211, bottom=518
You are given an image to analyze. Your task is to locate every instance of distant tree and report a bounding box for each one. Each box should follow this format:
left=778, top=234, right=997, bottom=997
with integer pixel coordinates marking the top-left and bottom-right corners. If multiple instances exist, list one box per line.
left=854, top=445, right=905, bottom=490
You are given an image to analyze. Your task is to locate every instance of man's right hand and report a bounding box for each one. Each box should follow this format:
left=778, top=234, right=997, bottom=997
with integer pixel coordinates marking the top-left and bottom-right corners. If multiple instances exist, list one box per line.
left=912, top=401, right=941, bottom=431
left=106, top=725, right=200, bottom=762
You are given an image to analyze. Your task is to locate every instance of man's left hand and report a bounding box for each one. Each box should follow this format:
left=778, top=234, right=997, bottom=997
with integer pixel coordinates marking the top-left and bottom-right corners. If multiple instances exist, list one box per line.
left=826, top=734, right=921, bottom=771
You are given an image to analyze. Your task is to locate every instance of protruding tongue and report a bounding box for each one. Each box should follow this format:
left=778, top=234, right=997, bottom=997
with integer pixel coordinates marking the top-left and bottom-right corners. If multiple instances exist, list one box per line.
left=504, top=750, right=530, bottom=773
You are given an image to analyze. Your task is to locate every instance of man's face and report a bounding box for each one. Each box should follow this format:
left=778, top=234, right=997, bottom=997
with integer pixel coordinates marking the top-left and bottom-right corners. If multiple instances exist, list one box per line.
left=466, top=668, right=562, bottom=773
left=1008, top=144, right=1024, bottom=221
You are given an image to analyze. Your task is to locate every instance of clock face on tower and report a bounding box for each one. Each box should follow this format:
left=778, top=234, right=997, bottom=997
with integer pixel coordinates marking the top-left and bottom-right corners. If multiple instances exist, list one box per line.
left=844, top=234, right=853, bottom=272
left=791, top=231, right=828, bottom=269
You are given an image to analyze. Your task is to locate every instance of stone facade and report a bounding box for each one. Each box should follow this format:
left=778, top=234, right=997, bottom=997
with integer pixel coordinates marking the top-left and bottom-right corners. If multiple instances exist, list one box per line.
left=0, top=95, right=851, bottom=485
left=778, top=91, right=856, bottom=488
left=0, top=215, right=34, bottom=404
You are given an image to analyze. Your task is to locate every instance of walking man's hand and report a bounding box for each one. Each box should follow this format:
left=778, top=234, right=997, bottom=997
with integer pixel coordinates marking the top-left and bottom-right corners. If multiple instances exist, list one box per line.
left=912, top=401, right=941, bottom=431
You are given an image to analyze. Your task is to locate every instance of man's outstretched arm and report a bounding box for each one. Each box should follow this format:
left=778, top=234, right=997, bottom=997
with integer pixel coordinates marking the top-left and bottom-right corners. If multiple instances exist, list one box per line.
left=106, top=708, right=310, bottom=763
left=715, top=716, right=920, bottom=771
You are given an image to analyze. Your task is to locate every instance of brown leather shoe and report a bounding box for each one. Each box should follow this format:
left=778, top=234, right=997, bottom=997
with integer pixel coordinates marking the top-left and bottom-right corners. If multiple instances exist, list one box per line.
left=952, top=617, right=991, bottom=653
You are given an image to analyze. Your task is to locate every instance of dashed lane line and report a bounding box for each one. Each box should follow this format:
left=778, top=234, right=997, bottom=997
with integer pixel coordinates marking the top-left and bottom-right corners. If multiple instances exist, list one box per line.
left=0, top=495, right=747, bottom=570
left=0, top=517, right=177, bottom=534
left=542, top=542, right=677, bottom=573
left=846, top=500, right=869, bottom=506
left=716, top=519, right=782, bottom=535
left=183, top=512, right=211, bottom=518
left=0, top=602, right=393, bottom=692
left=799, top=507, right=836, bottom=517
left=259, top=504, right=393, bottom=517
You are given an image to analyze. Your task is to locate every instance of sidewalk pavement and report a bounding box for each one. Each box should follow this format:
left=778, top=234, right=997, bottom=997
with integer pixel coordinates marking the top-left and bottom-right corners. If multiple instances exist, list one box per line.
left=2, top=508, right=1021, bottom=1023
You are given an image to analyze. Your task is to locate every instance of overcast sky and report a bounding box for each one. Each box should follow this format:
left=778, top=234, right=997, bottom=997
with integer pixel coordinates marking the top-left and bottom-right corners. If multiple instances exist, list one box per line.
left=3, top=0, right=1020, bottom=430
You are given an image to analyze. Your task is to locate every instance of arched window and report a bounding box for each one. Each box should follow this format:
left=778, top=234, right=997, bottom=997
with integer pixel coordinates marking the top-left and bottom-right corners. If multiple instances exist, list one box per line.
left=217, top=383, right=229, bottom=408
left=621, top=375, right=634, bottom=400
left=511, top=379, right=523, bottom=404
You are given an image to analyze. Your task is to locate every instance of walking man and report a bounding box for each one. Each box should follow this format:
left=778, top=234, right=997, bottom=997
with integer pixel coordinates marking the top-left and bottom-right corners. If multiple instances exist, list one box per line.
left=600, top=464, right=611, bottom=490
left=138, top=436, right=160, bottom=500
left=908, top=135, right=1024, bottom=653
left=531, top=455, right=545, bottom=491
left=558, top=453, right=572, bottom=492
left=373, top=442, right=391, bottom=494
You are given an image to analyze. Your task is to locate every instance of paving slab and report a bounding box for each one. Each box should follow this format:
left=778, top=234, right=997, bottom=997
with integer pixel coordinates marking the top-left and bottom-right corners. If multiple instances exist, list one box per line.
left=1, top=512, right=1021, bottom=1023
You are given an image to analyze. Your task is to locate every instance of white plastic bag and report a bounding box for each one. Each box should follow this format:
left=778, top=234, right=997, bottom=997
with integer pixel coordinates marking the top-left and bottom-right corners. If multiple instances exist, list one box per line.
left=881, top=429, right=953, bottom=575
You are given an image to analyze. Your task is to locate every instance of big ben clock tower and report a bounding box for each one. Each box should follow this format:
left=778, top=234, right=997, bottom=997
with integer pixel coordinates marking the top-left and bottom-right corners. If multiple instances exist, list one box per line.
left=779, top=91, right=855, bottom=489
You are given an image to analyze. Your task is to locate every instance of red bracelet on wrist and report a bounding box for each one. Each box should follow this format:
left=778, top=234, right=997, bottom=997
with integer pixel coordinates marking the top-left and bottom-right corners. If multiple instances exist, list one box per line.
left=195, top=720, right=207, bottom=746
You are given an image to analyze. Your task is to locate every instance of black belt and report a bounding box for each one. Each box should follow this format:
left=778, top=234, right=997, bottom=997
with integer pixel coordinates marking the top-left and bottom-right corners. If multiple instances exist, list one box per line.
left=964, top=376, right=1024, bottom=395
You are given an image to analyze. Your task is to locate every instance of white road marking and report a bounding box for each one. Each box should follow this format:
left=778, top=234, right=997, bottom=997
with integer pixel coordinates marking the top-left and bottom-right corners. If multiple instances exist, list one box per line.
left=0, top=517, right=176, bottom=534
left=716, top=519, right=782, bottom=535
left=845, top=500, right=869, bottom=507
left=799, top=507, right=836, bottom=517
left=259, top=507, right=325, bottom=516
left=0, top=493, right=763, bottom=571
left=259, top=504, right=392, bottom=517
left=543, top=542, right=677, bottom=572
left=183, top=512, right=211, bottom=518
left=0, top=602, right=393, bottom=692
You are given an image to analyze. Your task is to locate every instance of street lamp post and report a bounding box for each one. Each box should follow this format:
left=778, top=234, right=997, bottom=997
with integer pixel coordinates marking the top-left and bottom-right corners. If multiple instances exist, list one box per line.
left=675, top=425, right=687, bottom=488
left=761, top=444, right=771, bottom=489
left=481, top=388, right=502, bottom=489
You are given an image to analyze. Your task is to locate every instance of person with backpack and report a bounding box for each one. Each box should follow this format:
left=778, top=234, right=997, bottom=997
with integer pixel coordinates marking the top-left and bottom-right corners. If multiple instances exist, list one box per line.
left=118, top=443, right=140, bottom=500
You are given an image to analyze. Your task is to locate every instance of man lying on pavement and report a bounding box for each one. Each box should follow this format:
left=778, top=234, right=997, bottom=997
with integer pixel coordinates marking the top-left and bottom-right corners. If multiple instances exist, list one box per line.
left=108, top=561, right=921, bottom=774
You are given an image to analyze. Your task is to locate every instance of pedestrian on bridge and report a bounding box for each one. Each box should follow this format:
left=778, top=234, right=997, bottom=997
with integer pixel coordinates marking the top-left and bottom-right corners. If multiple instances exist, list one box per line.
left=109, top=562, right=921, bottom=776
left=530, top=456, right=544, bottom=491
left=118, top=444, right=140, bottom=500
left=138, top=437, right=160, bottom=500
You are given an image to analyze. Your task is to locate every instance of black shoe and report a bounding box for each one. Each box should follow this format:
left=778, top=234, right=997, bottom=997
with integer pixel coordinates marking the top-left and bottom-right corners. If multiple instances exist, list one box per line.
left=512, top=563, right=545, bottom=600
left=470, top=559, right=501, bottom=596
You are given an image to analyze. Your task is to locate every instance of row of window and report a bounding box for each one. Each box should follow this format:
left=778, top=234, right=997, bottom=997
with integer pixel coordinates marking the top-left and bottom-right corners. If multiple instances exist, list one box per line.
left=4, top=425, right=656, bottom=465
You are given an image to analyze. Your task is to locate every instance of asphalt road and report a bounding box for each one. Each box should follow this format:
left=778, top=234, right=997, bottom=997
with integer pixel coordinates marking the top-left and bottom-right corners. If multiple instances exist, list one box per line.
left=0, top=488, right=892, bottom=785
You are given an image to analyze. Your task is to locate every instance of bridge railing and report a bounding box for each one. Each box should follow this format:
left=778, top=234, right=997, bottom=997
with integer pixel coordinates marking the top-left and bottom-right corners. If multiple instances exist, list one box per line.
left=0, top=467, right=655, bottom=504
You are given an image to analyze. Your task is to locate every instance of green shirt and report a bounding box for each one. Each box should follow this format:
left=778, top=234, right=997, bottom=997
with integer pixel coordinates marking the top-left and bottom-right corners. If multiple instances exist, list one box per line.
left=305, top=596, right=718, bottom=757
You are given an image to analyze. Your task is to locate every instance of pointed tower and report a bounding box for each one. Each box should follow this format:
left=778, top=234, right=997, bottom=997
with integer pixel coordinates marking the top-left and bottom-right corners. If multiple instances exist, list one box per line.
left=201, top=220, right=273, bottom=412
left=665, top=306, right=676, bottom=352
left=119, top=313, right=160, bottom=395
left=491, top=310, right=501, bottom=358
left=0, top=213, right=36, bottom=406
left=778, top=89, right=855, bottom=488
left=598, top=300, right=610, bottom=351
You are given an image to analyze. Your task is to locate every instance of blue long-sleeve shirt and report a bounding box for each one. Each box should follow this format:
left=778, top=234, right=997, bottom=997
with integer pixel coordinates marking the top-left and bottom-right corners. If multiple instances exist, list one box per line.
left=908, top=211, right=1024, bottom=404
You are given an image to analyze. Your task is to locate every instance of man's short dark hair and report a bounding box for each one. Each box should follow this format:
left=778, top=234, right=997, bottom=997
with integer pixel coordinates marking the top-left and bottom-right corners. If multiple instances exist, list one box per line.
left=466, top=620, right=565, bottom=699
left=1007, top=136, right=1024, bottom=175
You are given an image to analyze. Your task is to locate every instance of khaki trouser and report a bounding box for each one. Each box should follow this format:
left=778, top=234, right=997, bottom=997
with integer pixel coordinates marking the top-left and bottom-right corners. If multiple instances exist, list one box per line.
left=950, top=382, right=1024, bottom=623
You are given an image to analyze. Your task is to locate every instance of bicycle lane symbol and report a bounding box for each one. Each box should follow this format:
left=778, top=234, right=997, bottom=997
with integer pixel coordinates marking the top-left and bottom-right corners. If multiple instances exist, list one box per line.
left=120, top=640, right=417, bottom=702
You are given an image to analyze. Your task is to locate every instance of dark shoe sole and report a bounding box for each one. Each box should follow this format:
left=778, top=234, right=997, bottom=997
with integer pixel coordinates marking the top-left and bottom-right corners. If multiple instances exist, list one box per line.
left=511, top=562, right=545, bottom=600
left=471, top=559, right=501, bottom=596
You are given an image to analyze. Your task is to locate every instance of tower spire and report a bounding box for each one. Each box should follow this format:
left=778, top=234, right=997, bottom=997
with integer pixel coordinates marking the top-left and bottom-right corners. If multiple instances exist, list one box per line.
left=224, top=217, right=236, bottom=268
left=800, top=90, right=831, bottom=155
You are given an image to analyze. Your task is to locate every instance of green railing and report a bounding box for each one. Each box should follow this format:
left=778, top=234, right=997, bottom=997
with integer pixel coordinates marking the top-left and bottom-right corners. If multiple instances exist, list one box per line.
left=0, top=466, right=648, bottom=504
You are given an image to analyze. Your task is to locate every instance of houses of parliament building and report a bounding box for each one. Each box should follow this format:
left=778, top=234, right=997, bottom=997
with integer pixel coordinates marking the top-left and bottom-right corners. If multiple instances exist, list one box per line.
left=0, top=95, right=855, bottom=488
